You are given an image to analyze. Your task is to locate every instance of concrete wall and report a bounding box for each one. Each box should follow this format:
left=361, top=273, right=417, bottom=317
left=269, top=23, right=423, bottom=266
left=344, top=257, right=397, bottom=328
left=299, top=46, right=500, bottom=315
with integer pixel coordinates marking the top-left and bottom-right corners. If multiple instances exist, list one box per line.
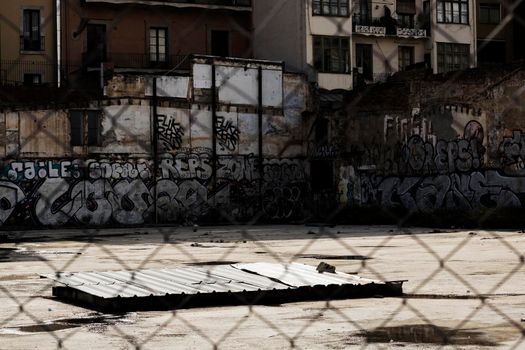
left=0, top=59, right=312, bottom=227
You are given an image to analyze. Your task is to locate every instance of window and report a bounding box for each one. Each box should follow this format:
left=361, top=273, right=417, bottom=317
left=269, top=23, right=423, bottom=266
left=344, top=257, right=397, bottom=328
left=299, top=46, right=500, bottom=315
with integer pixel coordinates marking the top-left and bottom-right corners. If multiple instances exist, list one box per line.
left=22, top=9, right=42, bottom=51
left=70, top=110, right=101, bottom=147
left=23, top=74, right=41, bottom=86
left=437, top=43, right=470, bottom=73
left=397, top=13, right=415, bottom=27
left=398, top=46, right=414, bottom=71
left=479, top=4, right=500, bottom=24
left=313, top=0, right=349, bottom=16
left=149, top=27, right=167, bottom=63
left=437, top=0, right=469, bottom=24
left=313, top=36, right=350, bottom=73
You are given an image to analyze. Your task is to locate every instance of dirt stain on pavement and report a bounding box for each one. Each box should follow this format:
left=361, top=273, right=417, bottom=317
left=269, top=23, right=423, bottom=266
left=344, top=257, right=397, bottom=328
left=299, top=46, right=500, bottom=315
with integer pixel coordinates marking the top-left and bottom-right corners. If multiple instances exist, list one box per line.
left=185, top=261, right=238, bottom=266
left=0, top=248, right=47, bottom=263
left=357, top=324, right=498, bottom=346
left=296, top=254, right=372, bottom=260
left=3, top=313, right=131, bottom=334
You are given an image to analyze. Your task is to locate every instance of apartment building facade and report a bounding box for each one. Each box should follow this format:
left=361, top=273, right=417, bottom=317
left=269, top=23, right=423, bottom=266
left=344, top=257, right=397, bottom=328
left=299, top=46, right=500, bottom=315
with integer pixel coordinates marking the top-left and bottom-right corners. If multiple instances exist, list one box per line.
left=60, top=0, right=253, bottom=85
left=253, top=0, right=478, bottom=90
left=0, top=0, right=58, bottom=85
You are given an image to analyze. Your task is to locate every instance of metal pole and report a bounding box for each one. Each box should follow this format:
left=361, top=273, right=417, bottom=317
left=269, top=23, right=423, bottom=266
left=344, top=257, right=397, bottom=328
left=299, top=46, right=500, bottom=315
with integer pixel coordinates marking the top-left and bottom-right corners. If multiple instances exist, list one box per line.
left=152, top=76, right=159, bottom=225
left=258, top=66, right=263, bottom=211
left=211, top=63, right=217, bottom=195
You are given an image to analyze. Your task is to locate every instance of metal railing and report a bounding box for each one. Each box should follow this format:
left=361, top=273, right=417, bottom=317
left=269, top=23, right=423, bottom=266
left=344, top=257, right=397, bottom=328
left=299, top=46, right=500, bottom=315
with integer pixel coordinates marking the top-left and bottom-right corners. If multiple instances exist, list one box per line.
left=82, top=53, right=192, bottom=71
left=178, top=0, right=251, bottom=6
left=19, top=35, right=45, bottom=52
left=352, top=14, right=427, bottom=37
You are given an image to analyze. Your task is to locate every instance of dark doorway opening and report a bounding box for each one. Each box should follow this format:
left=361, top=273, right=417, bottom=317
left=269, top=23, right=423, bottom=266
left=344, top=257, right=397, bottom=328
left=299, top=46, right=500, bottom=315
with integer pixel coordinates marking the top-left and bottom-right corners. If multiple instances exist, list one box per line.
left=211, top=30, right=230, bottom=57
left=86, top=24, right=107, bottom=68
left=356, top=44, right=373, bottom=80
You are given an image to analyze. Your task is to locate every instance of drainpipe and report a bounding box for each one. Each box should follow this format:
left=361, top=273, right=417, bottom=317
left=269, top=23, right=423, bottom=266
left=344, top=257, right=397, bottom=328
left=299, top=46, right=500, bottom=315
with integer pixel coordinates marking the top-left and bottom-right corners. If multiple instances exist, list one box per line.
left=258, top=66, right=264, bottom=211
left=211, top=62, right=217, bottom=195
left=55, top=0, right=61, bottom=87
left=152, top=77, right=159, bottom=225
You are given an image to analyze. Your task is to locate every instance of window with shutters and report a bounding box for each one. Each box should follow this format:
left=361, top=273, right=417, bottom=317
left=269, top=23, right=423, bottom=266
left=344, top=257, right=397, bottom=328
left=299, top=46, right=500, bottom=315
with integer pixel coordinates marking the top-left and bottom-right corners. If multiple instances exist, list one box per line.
left=479, top=3, right=500, bottom=24
left=398, top=46, right=414, bottom=71
left=70, top=110, right=101, bottom=147
left=437, top=0, right=469, bottom=24
left=437, top=43, right=470, bottom=73
left=312, top=0, right=349, bottom=16
left=313, top=36, right=350, bottom=73
left=22, top=9, right=43, bottom=51
left=149, top=27, right=167, bottom=63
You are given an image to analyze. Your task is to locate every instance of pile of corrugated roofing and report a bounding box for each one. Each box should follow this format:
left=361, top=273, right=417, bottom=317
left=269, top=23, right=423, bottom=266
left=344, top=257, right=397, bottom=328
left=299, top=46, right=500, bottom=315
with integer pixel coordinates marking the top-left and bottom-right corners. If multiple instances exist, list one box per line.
left=42, top=263, right=404, bottom=312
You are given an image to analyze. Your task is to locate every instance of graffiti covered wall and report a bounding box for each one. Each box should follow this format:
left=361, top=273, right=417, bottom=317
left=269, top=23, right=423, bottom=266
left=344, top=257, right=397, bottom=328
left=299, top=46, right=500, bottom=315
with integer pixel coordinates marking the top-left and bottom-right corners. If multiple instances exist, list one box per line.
left=333, top=68, right=525, bottom=218
left=0, top=155, right=308, bottom=227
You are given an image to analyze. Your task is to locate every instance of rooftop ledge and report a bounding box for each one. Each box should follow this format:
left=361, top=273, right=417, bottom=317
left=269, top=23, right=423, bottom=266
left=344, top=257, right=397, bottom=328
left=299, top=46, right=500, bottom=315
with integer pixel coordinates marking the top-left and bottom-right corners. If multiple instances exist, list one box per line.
left=84, top=0, right=252, bottom=11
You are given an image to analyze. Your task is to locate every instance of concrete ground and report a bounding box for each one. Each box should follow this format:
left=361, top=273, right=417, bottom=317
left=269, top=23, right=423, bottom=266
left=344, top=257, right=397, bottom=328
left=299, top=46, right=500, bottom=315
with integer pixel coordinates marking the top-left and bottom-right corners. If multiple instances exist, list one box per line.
left=0, top=225, right=524, bottom=349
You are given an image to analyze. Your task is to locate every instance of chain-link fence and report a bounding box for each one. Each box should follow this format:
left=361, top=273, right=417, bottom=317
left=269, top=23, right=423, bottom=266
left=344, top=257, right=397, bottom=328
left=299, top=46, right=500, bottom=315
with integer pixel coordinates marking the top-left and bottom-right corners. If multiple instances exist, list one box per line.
left=0, top=0, right=524, bottom=349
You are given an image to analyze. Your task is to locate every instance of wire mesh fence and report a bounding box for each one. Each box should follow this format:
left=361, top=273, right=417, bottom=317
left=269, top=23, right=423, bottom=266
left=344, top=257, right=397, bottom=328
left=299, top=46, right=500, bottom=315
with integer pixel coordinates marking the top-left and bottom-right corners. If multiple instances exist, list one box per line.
left=0, top=0, right=524, bottom=349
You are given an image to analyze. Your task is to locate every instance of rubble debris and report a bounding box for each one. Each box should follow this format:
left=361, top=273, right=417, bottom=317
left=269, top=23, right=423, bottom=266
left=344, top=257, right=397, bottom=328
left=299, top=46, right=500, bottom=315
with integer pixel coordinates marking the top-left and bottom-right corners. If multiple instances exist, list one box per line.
left=316, top=262, right=336, bottom=274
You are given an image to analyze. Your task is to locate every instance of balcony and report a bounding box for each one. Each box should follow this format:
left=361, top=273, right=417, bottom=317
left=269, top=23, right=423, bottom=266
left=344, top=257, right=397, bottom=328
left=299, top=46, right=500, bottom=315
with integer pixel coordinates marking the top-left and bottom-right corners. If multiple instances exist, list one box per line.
left=20, top=36, right=45, bottom=52
left=353, top=16, right=387, bottom=36
left=82, top=53, right=191, bottom=72
left=83, top=0, right=251, bottom=10
left=353, top=15, right=427, bottom=38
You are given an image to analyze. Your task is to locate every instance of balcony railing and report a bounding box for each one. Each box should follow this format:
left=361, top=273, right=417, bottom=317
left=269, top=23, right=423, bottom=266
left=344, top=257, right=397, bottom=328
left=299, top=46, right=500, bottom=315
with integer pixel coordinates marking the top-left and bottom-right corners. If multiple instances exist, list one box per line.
left=396, top=27, right=426, bottom=38
left=85, top=0, right=251, bottom=7
left=20, top=36, right=45, bottom=52
left=175, top=0, right=251, bottom=5
left=82, top=53, right=191, bottom=71
left=353, top=14, right=427, bottom=38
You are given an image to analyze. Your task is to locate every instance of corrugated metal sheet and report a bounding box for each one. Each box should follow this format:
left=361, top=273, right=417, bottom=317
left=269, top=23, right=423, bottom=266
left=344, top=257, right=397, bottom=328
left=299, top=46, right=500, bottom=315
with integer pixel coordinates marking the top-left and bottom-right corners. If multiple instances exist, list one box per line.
left=233, top=262, right=379, bottom=287
left=43, top=263, right=403, bottom=311
left=43, top=264, right=295, bottom=299
left=42, top=263, right=384, bottom=299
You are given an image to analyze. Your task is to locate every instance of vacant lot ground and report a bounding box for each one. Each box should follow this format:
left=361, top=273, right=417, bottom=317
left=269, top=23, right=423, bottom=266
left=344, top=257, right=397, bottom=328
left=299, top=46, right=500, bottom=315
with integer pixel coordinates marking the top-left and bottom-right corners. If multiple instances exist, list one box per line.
left=0, top=225, right=524, bottom=349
